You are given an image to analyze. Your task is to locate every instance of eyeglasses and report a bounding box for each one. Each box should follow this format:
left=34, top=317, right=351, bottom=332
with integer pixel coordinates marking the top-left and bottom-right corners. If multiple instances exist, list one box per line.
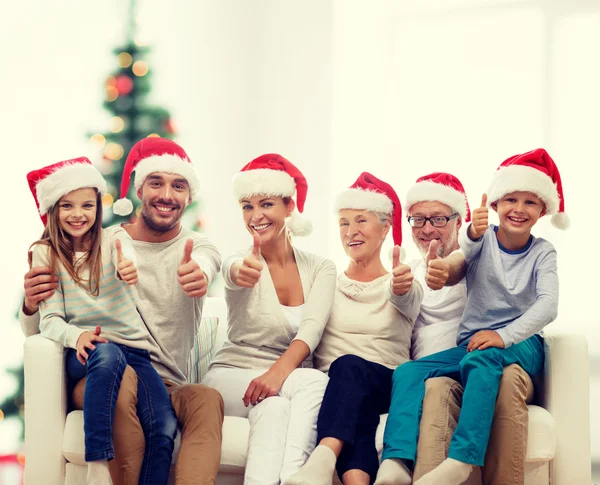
left=407, top=213, right=459, bottom=228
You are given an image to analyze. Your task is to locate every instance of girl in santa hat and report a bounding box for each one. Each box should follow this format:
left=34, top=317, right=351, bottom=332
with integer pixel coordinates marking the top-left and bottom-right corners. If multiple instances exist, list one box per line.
left=285, top=172, right=422, bottom=485
left=201, top=153, right=336, bottom=485
left=27, top=158, right=176, bottom=485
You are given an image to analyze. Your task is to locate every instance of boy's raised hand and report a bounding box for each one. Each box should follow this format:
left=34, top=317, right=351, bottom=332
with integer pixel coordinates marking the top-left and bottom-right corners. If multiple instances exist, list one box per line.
left=235, top=232, right=264, bottom=288
left=391, top=245, right=414, bottom=296
left=178, top=239, right=208, bottom=298
left=469, top=194, right=489, bottom=240
left=425, top=240, right=450, bottom=290
left=467, top=330, right=505, bottom=352
left=116, top=239, right=138, bottom=285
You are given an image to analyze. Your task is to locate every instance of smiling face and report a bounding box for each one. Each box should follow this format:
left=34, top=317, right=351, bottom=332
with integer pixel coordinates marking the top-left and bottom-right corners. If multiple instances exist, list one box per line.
left=240, top=195, right=294, bottom=244
left=408, top=201, right=461, bottom=259
left=137, top=172, right=191, bottom=234
left=492, top=191, right=546, bottom=237
left=338, top=209, right=390, bottom=262
left=57, top=187, right=98, bottom=250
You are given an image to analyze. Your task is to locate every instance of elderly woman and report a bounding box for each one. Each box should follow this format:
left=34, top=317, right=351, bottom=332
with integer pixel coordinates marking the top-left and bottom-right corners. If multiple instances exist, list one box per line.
left=202, top=154, right=337, bottom=485
left=285, top=173, right=423, bottom=485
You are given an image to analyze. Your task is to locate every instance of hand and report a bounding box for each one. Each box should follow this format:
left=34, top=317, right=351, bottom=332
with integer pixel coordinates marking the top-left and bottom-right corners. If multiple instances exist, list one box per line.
left=76, top=330, right=109, bottom=365
left=467, top=330, right=505, bottom=352
left=243, top=367, right=286, bottom=407
left=469, top=194, right=489, bottom=240
left=234, top=232, right=264, bottom=288
left=23, top=250, right=59, bottom=314
left=116, top=239, right=138, bottom=285
left=391, top=245, right=414, bottom=296
left=425, top=240, right=450, bottom=290
left=178, top=239, right=208, bottom=298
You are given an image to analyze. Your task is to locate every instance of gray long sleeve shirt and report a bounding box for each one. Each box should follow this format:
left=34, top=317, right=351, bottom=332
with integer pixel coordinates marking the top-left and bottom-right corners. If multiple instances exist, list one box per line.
left=458, top=225, right=558, bottom=348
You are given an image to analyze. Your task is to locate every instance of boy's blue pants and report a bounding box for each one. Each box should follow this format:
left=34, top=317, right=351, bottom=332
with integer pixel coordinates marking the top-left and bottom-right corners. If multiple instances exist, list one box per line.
left=382, top=335, right=544, bottom=467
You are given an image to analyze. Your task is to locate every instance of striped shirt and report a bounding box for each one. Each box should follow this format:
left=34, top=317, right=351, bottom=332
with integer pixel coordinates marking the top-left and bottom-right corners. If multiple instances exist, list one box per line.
left=32, top=225, right=151, bottom=351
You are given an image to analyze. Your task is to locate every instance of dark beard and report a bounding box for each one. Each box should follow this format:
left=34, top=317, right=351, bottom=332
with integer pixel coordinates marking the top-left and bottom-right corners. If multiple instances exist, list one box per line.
left=141, top=209, right=179, bottom=234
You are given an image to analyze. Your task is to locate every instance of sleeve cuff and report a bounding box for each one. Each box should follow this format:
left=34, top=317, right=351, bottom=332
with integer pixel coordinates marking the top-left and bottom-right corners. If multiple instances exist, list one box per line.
left=495, top=328, right=513, bottom=348
left=66, top=327, right=87, bottom=350
left=293, top=324, right=320, bottom=353
left=193, top=254, right=216, bottom=284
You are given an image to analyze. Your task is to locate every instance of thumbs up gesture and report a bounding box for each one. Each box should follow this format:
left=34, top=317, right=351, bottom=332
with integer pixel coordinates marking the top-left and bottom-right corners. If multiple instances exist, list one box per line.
left=178, top=239, right=208, bottom=298
left=234, top=232, right=264, bottom=288
left=469, top=194, right=489, bottom=240
left=425, top=240, right=450, bottom=290
left=391, top=245, right=414, bottom=296
left=116, top=239, right=138, bottom=285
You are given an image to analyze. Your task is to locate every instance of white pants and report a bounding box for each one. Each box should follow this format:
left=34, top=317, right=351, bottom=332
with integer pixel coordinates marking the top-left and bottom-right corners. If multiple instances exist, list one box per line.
left=202, top=367, right=329, bottom=485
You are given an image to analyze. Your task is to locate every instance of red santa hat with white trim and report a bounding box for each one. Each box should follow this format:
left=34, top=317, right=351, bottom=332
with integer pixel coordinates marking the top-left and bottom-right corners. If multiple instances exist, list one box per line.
left=232, top=153, right=312, bottom=236
left=487, top=148, right=569, bottom=229
left=113, top=137, right=200, bottom=216
left=405, top=172, right=471, bottom=222
left=335, top=172, right=403, bottom=249
left=27, top=157, right=107, bottom=226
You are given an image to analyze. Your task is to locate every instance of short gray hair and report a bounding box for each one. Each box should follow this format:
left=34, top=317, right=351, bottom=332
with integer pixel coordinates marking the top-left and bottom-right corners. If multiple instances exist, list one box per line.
left=373, top=211, right=392, bottom=226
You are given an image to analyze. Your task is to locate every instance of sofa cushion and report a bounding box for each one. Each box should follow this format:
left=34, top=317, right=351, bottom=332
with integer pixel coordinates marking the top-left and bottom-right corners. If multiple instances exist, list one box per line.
left=62, top=405, right=554, bottom=470
left=187, top=316, right=219, bottom=384
left=63, top=410, right=249, bottom=470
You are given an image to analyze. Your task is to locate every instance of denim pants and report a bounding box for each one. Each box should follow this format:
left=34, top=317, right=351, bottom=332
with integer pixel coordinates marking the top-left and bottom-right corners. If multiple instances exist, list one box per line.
left=382, top=335, right=544, bottom=467
left=66, top=342, right=178, bottom=485
left=317, top=355, right=393, bottom=484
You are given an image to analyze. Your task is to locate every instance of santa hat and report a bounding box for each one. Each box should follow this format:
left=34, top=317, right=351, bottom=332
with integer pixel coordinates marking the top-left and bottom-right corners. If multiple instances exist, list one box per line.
left=232, top=153, right=312, bottom=237
left=487, top=148, right=569, bottom=229
left=27, top=157, right=107, bottom=226
left=405, top=172, right=471, bottom=222
left=113, top=137, right=200, bottom=216
left=335, top=172, right=403, bottom=247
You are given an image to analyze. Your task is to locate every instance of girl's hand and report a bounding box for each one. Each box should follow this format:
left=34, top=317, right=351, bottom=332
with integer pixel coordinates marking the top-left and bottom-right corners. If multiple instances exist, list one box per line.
left=467, top=330, right=505, bottom=352
left=76, top=330, right=109, bottom=365
left=468, top=194, right=489, bottom=240
left=243, top=367, right=286, bottom=407
left=116, top=239, right=138, bottom=285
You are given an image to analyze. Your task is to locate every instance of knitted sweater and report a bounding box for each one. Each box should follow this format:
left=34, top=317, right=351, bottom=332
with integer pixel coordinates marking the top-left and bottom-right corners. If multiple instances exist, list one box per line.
left=32, top=225, right=151, bottom=351
left=314, top=272, right=423, bottom=372
left=209, top=246, right=337, bottom=370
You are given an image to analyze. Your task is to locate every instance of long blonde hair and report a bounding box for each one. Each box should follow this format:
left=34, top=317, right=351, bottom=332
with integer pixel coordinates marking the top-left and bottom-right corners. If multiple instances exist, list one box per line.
left=30, top=190, right=103, bottom=296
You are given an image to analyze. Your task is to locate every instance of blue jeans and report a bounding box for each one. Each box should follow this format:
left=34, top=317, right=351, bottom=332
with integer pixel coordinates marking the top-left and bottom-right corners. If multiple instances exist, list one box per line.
left=66, top=342, right=177, bottom=485
left=382, top=335, right=544, bottom=467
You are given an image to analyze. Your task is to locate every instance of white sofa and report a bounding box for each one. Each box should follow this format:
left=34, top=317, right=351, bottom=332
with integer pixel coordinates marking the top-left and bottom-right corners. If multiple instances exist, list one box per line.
left=23, top=297, right=592, bottom=485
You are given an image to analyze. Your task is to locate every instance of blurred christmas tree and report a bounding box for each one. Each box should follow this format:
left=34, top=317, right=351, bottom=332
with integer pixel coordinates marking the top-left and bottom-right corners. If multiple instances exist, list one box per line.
left=91, top=0, right=202, bottom=230
left=0, top=367, right=24, bottom=439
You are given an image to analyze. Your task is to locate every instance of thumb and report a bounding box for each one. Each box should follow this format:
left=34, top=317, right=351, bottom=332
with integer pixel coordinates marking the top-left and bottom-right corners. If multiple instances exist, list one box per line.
left=115, top=239, right=124, bottom=262
left=27, top=250, right=33, bottom=269
left=481, top=193, right=488, bottom=208
left=427, top=240, right=439, bottom=262
left=392, top=245, right=400, bottom=268
left=181, top=239, right=193, bottom=265
left=252, top=232, right=261, bottom=259
left=94, top=325, right=101, bottom=336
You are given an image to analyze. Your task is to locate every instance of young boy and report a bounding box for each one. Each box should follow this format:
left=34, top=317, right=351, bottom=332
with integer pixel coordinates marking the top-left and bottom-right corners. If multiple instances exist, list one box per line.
left=374, top=148, right=568, bottom=485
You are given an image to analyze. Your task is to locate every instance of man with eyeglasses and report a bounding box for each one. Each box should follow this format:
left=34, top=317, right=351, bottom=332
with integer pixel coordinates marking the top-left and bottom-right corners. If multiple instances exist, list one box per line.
left=401, top=172, right=534, bottom=485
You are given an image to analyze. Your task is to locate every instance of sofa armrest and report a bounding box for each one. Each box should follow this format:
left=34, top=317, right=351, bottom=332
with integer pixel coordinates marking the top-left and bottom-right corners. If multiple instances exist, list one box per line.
left=24, top=334, right=68, bottom=485
left=542, top=330, right=591, bottom=485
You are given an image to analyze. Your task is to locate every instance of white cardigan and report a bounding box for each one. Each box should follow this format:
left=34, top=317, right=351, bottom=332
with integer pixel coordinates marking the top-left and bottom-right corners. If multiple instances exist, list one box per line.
left=209, top=246, right=337, bottom=370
